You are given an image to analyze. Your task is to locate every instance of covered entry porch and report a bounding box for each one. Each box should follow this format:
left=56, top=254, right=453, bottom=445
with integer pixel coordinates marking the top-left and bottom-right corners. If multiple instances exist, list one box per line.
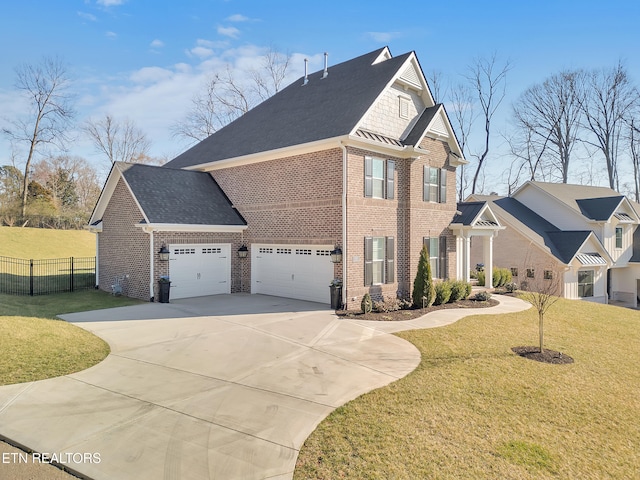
left=450, top=202, right=504, bottom=287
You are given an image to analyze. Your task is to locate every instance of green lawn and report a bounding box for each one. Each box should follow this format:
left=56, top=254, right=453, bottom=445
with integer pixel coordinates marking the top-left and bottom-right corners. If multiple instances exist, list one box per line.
left=294, top=297, right=640, bottom=479
left=0, top=291, right=142, bottom=385
left=0, top=226, right=95, bottom=259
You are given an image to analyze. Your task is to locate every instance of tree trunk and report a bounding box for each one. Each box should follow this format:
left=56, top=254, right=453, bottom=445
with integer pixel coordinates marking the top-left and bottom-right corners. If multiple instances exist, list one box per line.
left=539, top=312, right=544, bottom=353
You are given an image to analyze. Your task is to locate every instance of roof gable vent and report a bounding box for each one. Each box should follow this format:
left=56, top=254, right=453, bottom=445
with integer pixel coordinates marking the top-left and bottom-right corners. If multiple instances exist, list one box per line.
left=400, top=64, right=422, bottom=89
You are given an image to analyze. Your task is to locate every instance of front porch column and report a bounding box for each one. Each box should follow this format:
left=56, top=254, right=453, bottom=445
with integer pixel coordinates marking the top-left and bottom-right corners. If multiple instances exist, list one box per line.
left=483, top=234, right=493, bottom=288
left=464, top=235, right=471, bottom=283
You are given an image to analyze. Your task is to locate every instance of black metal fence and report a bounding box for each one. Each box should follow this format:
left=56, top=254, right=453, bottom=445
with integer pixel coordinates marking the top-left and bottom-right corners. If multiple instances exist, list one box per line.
left=0, top=256, right=96, bottom=296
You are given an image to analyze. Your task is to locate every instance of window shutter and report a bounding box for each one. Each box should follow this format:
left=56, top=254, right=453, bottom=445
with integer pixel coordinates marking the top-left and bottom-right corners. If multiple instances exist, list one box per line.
left=440, top=168, right=447, bottom=203
left=439, top=235, right=447, bottom=279
left=364, top=157, right=373, bottom=197
left=385, top=237, right=395, bottom=283
left=364, top=237, right=373, bottom=286
left=386, top=160, right=395, bottom=200
left=423, top=165, right=429, bottom=202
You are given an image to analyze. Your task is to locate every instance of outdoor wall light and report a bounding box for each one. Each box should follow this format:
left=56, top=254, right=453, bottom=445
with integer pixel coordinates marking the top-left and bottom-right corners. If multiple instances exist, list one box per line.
left=237, top=244, right=248, bottom=258
left=330, top=246, right=343, bottom=263
left=158, top=245, right=170, bottom=261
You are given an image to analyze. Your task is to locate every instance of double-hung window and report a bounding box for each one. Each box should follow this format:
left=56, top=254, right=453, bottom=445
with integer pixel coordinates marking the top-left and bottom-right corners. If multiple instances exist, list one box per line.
left=424, top=236, right=447, bottom=279
left=364, top=237, right=394, bottom=285
left=365, top=157, right=395, bottom=199
left=423, top=166, right=447, bottom=203
left=615, top=227, right=623, bottom=249
left=578, top=270, right=594, bottom=297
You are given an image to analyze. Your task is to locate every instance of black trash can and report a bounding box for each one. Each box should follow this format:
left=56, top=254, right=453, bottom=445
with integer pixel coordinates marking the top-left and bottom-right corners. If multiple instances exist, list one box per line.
left=158, top=281, right=171, bottom=303
left=330, top=284, right=342, bottom=310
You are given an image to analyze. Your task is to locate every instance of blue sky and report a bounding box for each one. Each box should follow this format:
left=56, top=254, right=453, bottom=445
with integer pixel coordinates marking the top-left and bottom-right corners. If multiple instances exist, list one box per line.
left=1, top=0, right=639, bottom=190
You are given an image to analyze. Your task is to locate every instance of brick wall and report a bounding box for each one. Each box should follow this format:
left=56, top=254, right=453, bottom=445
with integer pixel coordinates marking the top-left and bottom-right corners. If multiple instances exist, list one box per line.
left=98, top=178, right=151, bottom=300
left=344, top=137, right=458, bottom=309
left=210, top=148, right=344, bottom=282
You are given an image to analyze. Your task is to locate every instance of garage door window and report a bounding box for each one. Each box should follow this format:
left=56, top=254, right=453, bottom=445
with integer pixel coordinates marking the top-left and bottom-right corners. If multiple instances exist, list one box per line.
left=364, top=237, right=394, bottom=285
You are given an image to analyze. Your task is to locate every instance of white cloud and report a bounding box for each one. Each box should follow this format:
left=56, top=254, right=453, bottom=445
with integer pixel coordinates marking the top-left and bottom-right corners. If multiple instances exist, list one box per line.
left=150, top=39, right=164, bottom=48
left=77, top=11, right=97, bottom=21
left=130, top=67, right=173, bottom=84
left=105, top=31, right=118, bottom=39
left=188, top=47, right=214, bottom=59
left=226, top=14, right=249, bottom=22
left=96, top=0, right=126, bottom=6
left=366, top=31, right=402, bottom=43
left=68, top=44, right=322, bottom=162
left=217, top=26, right=240, bottom=39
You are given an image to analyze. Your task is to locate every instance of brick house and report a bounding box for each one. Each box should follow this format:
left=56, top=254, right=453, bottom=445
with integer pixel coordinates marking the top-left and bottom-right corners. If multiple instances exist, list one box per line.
left=468, top=181, right=640, bottom=306
left=89, top=47, right=472, bottom=309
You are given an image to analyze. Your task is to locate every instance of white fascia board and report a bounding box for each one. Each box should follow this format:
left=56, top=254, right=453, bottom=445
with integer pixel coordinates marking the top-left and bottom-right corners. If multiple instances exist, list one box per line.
left=187, top=136, right=347, bottom=172
left=85, top=221, right=103, bottom=233
left=135, top=223, right=248, bottom=233
left=472, top=203, right=503, bottom=228
left=89, top=163, right=120, bottom=225
left=618, top=197, right=640, bottom=223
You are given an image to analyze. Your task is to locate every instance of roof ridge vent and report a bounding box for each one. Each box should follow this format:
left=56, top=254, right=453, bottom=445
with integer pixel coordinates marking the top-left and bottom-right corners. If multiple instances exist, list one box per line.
left=322, top=52, right=328, bottom=78
left=303, top=58, right=309, bottom=86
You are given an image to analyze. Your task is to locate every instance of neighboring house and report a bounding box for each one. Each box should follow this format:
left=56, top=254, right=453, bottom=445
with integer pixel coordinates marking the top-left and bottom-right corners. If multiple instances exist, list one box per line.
left=468, top=181, right=640, bottom=306
left=90, top=47, right=477, bottom=309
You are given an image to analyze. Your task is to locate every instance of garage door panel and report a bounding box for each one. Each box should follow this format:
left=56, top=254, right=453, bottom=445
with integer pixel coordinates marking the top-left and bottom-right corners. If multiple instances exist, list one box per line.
left=169, top=244, right=230, bottom=299
left=252, top=244, right=334, bottom=304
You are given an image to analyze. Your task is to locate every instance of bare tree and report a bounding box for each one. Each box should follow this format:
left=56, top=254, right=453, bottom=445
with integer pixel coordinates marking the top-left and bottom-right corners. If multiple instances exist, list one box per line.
left=172, top=48, right=292, bottom=143
left=84, top=114, right=151, bottom=164
left=518, top=260, right=562, bottom=353
left=2, top=56, right=75, bottom=219
left=628, top=119, right=640, bottom=202
left=449, top=83, right=476, bottom=201
left=464, top=54, right=512, bottom=194
left=426, top=69, right=448, bottom=105
left=580, top=62, right=639, bottom=190
left=512, top=70, right=584, bottom=183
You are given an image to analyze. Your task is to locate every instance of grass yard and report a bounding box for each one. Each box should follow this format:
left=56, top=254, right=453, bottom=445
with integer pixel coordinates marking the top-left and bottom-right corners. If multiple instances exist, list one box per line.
left=0, top=291, right=141, bottom=385
left=0, top=226, right=95, bottom=259
left=294, top=297, right=640, bottom=479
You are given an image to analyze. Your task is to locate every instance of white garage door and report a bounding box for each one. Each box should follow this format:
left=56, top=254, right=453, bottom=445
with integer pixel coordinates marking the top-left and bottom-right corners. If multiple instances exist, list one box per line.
left=169, top=243, right=231, bottom=299
left=252, top=244, right=334, bottom=304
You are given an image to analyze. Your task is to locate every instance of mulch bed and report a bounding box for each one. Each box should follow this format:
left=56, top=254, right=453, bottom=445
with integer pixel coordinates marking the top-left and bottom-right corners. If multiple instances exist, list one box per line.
left=511, top=346, right=574, bottom=364
left=336, top=298, right=499, bottom=322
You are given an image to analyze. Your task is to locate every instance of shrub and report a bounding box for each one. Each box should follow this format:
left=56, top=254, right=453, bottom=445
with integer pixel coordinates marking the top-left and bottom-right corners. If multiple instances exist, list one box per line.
left=434, top=281, right=452, bottom=305
left=503, top=268, right=513, bottom=285
left=361, top=293, right=373, bottom=314
left=450, top=281, right=468, bottom=302
left=412, top=244, right=435, bottom=308
left=505, top=282, right=518, bottom=293
left=465, top=282, right=473, bottom=298
left=474, top=290, right=492, bottom=301
left=477, top=270, right=486, bottom=286
left=492, top=269, right=501, bottom=287
left=373, top=297, right=401, bottom=313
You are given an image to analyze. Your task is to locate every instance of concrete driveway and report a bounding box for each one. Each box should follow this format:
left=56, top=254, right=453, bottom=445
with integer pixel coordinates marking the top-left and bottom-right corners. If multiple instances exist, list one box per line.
left=0, top=294, right=422, bottom=480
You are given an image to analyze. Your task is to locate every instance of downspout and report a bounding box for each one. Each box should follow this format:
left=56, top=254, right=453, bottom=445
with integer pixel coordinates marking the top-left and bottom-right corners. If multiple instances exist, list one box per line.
left=95, top=233, right=99, bottom=288
left=340, top=142, right=348, bottom=308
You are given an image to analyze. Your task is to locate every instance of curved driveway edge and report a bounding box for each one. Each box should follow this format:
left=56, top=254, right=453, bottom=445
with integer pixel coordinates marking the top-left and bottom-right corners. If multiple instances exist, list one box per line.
left=0, top=293, right=530, bottom=480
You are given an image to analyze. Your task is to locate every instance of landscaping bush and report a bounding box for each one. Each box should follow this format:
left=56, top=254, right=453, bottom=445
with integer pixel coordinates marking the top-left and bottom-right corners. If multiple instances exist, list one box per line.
left=474, top=290, right=492, bottom=301
left=373, top=297, right=401, bottom=313
left=412, top=244, right=435, bottom=308
left=434, top=281, right=452, bottom=305
left=361, top=293, right=373, bottom=314
left=450, top=280, right=468, bottom=302
left=492, top=268, right=501, bottom=288
left=503, top=268, right=512, bottom=285
left=465, top=282, right=472, bottom=298
left=477, top=270, right=485, bottom=286
left=505, top=282, right=518, bottom=293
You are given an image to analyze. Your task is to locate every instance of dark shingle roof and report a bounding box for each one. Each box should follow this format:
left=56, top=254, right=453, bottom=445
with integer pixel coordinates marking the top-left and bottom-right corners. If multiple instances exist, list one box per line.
left=487, top=197, right=591, bottom=264
left=453, top=201, right=485, bottom=226
left=120, top=163, right=246, bottom=226
left=576, top=196, right=624, bottom=221
left=403, top=104, right=440, bottom=146
left=164, top=48, right=413, bottom=169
